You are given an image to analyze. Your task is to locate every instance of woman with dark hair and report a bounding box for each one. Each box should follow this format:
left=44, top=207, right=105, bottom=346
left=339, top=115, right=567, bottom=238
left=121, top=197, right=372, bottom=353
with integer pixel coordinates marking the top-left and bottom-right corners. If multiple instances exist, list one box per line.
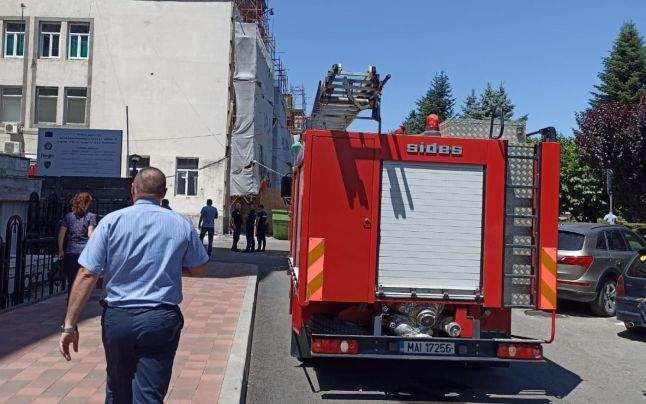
left=57, top=192, right=97, bottom=299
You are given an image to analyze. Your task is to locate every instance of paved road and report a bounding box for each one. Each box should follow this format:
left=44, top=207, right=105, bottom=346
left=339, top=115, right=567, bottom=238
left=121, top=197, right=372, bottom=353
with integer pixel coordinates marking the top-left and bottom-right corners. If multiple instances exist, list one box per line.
left=245, top=240, right=646, bottom=403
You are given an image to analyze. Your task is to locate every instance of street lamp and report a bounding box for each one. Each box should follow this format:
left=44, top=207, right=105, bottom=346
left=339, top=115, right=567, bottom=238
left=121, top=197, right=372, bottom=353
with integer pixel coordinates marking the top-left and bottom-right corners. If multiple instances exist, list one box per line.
left=603, top=169, right=616, bottom=224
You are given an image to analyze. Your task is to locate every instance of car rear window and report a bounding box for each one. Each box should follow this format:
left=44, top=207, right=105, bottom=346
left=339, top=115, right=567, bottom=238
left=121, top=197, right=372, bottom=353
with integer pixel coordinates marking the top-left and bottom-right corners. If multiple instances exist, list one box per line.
left=595, top=233, right=608, bottom=250
left=606, top=230, right=628, bottom=251
left=622, top=230, right=646, bottom=251
left=558, top=231, right=585, bottom=251
left=627, top=255, right=646, bottom=279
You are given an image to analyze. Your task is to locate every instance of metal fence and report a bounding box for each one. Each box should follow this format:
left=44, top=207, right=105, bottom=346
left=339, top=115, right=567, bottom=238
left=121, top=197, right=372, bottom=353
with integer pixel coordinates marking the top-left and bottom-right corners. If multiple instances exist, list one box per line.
left=0, top=193, right=131, bottom=311
left=0, top=216, right=61, bottom=310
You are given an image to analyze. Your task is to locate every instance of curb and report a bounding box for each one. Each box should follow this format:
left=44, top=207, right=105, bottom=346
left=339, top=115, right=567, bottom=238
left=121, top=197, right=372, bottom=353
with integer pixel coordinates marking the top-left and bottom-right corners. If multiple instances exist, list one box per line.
left=218, top=274, right=258, bottom=404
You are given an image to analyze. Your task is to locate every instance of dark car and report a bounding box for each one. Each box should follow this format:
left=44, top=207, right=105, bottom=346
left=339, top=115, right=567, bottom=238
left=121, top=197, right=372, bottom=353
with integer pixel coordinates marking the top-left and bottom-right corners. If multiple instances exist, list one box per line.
left=616, top=249, right=646, bottom=331
left=557, top=223, right=646, bottom=316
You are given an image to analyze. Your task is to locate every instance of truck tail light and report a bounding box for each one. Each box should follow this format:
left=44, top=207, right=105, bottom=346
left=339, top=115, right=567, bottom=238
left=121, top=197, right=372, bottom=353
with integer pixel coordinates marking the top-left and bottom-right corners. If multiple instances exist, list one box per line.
left=616, top=275, right=625, bottom=297
left=497, top=343, right=543, bottom=360
left=311, top=338, right=358, bottom=354
left=312, top=338, right=359, bottom=354
left=558, top=255, right=594, bottom=269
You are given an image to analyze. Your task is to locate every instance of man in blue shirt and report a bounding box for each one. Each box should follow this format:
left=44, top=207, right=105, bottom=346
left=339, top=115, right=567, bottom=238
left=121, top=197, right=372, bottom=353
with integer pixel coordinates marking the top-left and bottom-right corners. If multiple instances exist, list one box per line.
left=198, top=199, right=218, bottom=256
left=58, top=167, right=209, bottom=403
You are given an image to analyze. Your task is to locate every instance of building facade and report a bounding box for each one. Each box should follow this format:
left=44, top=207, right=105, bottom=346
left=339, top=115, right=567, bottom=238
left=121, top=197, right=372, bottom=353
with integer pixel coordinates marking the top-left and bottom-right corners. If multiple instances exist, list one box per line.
left=0, top=0, right=242, bottom=229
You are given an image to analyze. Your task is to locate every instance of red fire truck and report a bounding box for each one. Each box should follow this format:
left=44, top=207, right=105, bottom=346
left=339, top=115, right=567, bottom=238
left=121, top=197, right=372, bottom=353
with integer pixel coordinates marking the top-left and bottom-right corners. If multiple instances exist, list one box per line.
left=285, top=66, right=560, bottom=363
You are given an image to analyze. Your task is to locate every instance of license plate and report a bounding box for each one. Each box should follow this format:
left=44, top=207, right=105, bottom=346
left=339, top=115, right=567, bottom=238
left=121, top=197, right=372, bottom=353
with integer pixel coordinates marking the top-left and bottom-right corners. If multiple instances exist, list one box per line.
left=400, top=341, right=455, bottom=355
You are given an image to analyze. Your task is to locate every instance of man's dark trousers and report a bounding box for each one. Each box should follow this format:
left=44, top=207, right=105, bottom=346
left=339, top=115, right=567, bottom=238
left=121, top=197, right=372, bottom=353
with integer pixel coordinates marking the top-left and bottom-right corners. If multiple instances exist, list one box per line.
left=245, top=232, right=255, bottom=252
left=102, top=304, right=183, bottom=403
left=199, top=227, right=214, bottom=256
left=256, top=232, right=266, bottom=251
left=232, top=227, right=241, bottom=251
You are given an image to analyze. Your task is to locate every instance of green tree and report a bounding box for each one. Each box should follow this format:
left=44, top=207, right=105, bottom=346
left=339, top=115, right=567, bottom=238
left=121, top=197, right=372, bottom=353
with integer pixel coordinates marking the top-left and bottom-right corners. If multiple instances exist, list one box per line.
left=480, top=83, right=515, bottom=119
left=575, top=96, right=646, bottom=221
left=404, top=71, right=455, bottom=133
left=403, top=109, right=424, bottom=134
left=559, top=137, right=606, bottom=221
left=460, top=89, right=484, bottom=119
left=591, top=22, right=646, bottom=104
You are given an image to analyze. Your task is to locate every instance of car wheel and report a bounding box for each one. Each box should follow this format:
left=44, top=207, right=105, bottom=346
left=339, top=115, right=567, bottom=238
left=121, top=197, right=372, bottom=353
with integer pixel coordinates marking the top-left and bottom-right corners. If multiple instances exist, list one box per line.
left=590, top=278, right=617, bottom=317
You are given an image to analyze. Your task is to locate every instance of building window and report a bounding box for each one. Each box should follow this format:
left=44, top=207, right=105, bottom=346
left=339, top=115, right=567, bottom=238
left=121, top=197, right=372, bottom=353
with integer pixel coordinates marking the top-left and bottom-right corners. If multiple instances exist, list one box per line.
left=64, top=88, right=87, bottom=124
left=0, top=87, right=22, bottom=122
left=68, top=24, right=90, bottom=59
left=36, top=87, right=58, bottom=124
left=40, top=22, right=61, bottom=58
left=4, top=22, right=25, bottom=58
left=176, top=158, right=199, bottom=196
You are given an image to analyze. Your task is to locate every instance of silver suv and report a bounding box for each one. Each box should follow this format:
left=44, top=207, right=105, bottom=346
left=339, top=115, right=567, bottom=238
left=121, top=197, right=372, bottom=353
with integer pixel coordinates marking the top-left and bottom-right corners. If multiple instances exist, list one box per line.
left=557, top=223, right=646, bottom=317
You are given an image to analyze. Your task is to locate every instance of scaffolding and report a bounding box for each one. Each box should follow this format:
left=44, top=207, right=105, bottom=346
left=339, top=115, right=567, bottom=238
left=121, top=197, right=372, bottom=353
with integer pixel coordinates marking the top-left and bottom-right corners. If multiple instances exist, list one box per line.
left=273, top=56, right=288, bottom=95
left=287, top=85, right=307, bottom=135
left=234, top=0, right=306, bottom=135
left=234, top=0, right=272, bottom=47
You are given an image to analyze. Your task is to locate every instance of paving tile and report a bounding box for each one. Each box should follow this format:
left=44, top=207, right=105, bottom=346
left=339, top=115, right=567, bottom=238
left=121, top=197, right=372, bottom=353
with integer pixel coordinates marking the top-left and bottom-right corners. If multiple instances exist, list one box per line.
left=0, top=379, right=29, bottom=395
left=168, top=387, right=198, bottom=400
left=87, top=392, right=105, bottom=403
left=63, top=397, right=92, bottom=404
left=0, top=267, right=249, bottom=402
left=31, top=398, right=61, bottom=404
left=43, top=380, right=77, bottom=397
left=15, top=385, right=48, bottom=396
left=0, top=369, right=20, bottom=380
left=66, top=386, right=98, bottom=397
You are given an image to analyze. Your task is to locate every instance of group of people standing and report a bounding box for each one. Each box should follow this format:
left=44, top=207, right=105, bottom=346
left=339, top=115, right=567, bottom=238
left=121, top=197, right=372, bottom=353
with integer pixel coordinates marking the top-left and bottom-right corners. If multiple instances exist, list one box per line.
left=230, top=202, right=269, bottom=252
left=58, top=195, right=270, bottom=294
left=199, top=199, right=269, bottom=254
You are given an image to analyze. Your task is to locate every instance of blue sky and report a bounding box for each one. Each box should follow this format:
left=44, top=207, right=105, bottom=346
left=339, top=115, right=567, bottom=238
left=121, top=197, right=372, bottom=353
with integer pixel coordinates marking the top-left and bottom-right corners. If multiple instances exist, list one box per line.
left=269, top=0, right=645, bottom=135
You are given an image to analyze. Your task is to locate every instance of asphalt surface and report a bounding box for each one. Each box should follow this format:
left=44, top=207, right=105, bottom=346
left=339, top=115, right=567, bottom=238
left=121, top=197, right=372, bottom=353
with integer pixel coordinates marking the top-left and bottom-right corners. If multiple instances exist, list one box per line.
left=244, top=239, right=646, bottom=404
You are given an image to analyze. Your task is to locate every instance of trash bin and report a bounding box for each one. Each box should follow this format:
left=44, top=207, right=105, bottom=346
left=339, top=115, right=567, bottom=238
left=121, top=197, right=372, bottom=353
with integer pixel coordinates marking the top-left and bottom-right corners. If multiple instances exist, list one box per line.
left=272, top=209, right=290, bottom=240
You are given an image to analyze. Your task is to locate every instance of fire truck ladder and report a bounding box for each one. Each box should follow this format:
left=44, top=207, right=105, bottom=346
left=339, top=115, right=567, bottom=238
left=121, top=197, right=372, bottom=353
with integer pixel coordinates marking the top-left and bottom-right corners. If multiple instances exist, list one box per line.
left=503, top=143, right=541, bottom=308
left=309, top=64, right=390, bottom=132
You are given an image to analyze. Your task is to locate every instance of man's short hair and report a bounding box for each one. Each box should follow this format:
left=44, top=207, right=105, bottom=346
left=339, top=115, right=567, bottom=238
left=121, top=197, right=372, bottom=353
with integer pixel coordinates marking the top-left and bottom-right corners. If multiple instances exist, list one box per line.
left=207, top=199, right=213, bottom=205
left=134, top=167, right=166, bottom=196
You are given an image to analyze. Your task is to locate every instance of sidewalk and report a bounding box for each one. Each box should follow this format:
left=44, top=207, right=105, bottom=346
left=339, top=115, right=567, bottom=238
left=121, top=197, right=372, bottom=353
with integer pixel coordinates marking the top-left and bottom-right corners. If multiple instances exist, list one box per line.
left=0, top=261, right=257, bottom=403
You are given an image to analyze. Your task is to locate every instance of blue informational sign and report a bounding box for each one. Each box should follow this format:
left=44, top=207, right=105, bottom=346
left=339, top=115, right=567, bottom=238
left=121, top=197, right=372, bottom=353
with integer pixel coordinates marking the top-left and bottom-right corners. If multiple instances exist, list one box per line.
left=37, top=128, right=123, bottom=177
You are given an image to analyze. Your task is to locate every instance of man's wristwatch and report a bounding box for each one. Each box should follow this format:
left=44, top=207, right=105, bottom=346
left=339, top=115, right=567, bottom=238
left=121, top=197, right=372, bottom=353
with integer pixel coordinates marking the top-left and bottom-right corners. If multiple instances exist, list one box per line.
left=60, top=324, right=78, bottom=334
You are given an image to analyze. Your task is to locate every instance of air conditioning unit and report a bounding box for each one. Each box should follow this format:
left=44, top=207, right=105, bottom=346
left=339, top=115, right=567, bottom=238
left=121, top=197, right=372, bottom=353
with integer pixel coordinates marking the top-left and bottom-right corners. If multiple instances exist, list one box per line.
left=3, top=141, right=22, bottom=155
left=4, top=123, right=22, bottom=135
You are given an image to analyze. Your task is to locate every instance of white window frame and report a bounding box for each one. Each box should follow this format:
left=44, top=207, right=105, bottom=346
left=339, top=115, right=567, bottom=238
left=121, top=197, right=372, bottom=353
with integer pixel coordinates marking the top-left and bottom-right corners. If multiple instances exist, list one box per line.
left=64, top=87, right=87, bottom=125
left=35, top=87, right=59, bottom=124
left=175, top=158, right=199, bottom=196
left=0, top=86, right=23, bottom=123
left=39, top=22, right=61, bottom=59
left=4, top=22, right=25, bottom=58
left=68, top=23, right=90, bottom=60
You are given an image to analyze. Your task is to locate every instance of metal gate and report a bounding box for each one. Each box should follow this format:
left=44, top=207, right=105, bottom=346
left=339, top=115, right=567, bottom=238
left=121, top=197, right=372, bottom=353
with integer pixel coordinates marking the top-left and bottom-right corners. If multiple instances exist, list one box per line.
left=0, top=192, right=131, bottom=311
left=0, top=214, right=63, bottom=310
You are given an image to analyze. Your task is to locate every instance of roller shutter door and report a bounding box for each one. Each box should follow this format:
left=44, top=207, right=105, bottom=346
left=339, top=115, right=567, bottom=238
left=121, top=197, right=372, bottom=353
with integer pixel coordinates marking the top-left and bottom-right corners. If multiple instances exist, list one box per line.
left=377, top=162, right=484, bottom=299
